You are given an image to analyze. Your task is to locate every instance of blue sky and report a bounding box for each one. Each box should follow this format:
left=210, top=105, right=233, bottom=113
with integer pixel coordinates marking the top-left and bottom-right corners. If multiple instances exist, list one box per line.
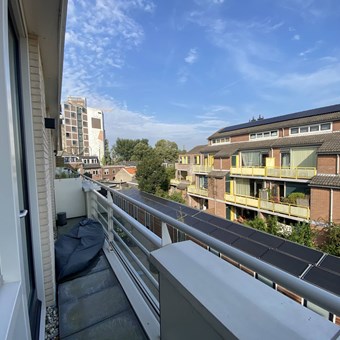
left=62, top=0, right=340, bottom=150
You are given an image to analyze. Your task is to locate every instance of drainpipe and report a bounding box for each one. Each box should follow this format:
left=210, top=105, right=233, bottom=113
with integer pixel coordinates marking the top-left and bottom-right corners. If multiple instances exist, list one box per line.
left=330, top=189, right=333, bottom=224
left=337, top=154, right=339, bottom=174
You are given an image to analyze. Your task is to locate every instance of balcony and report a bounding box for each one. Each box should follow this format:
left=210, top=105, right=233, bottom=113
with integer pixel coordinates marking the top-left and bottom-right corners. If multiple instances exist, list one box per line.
left=175, top=162, right=192, bottom=171
left=192, top=164, right=213, bottom=173
left=187, top=185, right=208, bottom=196
left=224, top=193, right=310, bottom=219
left=230, top=166, right=317, bottom=180
left=49, top=176, right=340, bottom=339
left=170, top=178, right=181, bottom=185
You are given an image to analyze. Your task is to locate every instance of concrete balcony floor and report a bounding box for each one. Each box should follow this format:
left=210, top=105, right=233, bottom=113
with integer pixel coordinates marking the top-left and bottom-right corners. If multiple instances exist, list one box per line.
left=57, top=218, right=147, bottom=339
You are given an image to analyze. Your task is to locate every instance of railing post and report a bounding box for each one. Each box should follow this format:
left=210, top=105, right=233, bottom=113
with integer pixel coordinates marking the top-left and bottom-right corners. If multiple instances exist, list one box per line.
left=91, top=191, right=98, bottom=219
left=162, top=222, right=172, bottom=247
left=107, top=191, right=114, bottom=245
left=82, top=179, right=101, bottom=219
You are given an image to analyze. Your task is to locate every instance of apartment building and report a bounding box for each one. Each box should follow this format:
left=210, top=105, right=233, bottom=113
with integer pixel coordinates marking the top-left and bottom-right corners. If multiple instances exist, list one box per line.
left=61, top=97, right=105, bottom=161
left=172, top=104, right=340, bottom=225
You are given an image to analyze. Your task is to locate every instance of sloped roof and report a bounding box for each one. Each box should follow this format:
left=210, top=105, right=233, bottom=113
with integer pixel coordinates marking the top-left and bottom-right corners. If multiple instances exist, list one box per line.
left=187, top=145, right=206, bottom=154
left=309, top=175, right=340, bottom=188
left=124, top=167, right=137, bottom=175
left=317, top=133, right=340, bottom=153
left=209, top=104, right=340, bottom=139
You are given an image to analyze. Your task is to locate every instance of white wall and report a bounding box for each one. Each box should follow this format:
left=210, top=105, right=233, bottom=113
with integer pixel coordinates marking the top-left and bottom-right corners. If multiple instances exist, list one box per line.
left=54, top=178, right=86, bottom=218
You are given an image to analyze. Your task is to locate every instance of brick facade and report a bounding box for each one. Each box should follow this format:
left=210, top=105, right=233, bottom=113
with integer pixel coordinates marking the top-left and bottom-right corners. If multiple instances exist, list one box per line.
left=310, top=188, right=330, bottom=223
left=29, top=35, right=56, bottom=306
left=317, top=155, right=337, bottom=174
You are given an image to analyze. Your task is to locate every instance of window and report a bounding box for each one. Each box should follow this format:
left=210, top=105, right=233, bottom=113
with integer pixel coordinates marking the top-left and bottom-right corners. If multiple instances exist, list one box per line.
left=66, top=132, right=70, bottom=138
left=65, top=118, right=70, bottom=124
left=321, top=123, right=331, bottom=131
left=64, top=104, right=70, bottom=110
left=72, top=126, right=76, bottom=132
left=281, top=151, right=290, bottom=167
left=290, top=123, right=331, bottom=135
left=83, top=121, right=88, bottom=127
left=72, top=141, right=77, bottom=145
left=104, top=169, right=109, bottom=175
left=71, top=112, right=76, bottom=118
left=211, top=137, right=230, bottom=144
left=249, top=130, right=278, bottom=140
left=92, top=117, right=101, bottom=129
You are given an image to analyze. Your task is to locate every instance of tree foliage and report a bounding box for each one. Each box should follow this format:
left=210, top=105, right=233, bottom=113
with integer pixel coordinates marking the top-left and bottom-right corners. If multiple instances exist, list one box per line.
left=111, top=138, right=148, bottom=162
left=154, top=139, right=179, bottom=163
left=131, top=141, right=152, bottom=161
left=320, top=224, right=340, bottom=256
left=155, top=189, right=186, bottom=204
left=288, top=222, right=315, bottom=247
left=136, top=150, right=169, bottom=193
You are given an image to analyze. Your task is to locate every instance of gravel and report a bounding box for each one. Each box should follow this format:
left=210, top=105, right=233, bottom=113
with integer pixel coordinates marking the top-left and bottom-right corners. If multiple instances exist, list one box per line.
left=45, top=305, right=59, bottom=340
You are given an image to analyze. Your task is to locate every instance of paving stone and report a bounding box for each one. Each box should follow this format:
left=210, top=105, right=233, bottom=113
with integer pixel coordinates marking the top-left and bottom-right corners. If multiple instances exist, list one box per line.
left=64, top=310, right=147, bottom=340
left=58, top=269, right=119, bottom=305
left=59, top=285, right=130, bottom=338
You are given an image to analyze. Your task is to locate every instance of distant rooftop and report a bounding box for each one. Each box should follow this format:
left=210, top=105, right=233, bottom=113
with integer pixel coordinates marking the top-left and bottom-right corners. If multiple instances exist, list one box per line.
left=213, top=104, right=340, bottom=136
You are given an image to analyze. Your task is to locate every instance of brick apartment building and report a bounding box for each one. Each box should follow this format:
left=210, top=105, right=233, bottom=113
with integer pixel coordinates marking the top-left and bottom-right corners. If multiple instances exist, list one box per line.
left=171, top=104, right=340, bottom=225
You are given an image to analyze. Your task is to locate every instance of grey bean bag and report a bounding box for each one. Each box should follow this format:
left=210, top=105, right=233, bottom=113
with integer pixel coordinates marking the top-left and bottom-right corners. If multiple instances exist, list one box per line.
left=55, top=218, right=105, bottom=281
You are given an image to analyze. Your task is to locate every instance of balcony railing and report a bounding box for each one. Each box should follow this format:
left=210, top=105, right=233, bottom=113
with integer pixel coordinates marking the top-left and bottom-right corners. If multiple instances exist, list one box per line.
left=170, top=178, right=181, bottom=185
left=71, top=176, right=340, bottom=336
left=187, top=185, right=208, bottom=196
left=225, top=193, right=310, bottom=219
left=231, top=166, right=317, bottom=179
left=192, top=164, right=213, bottom=173
left=175, top=163, right=192, bottom=171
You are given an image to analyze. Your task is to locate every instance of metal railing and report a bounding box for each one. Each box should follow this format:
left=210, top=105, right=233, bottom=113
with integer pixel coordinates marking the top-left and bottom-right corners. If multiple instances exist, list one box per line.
left=81, top=176, right=340, bottom=321
left=187, top=185, right=208, bottom=196
left=231, top=166, right=317, bottom=179
left=224, top=193, right=310, bottom=219
left=192, top=165, right=213, bottom=173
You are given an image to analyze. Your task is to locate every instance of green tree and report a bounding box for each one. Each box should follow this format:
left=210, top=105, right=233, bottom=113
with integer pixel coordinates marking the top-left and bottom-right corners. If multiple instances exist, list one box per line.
left=111, top=138, right=148, bottom=162
left=155, top=188, right=186, bottom=204
left=136, top=150, right=169, bottom=193
left=320, top=224, right=340, bottom=256
left=266, top=216, right=278, bottom=235
left=131, top=141, right=152, bottom=161
left=102, top=138, right=112, bottom=165
left=247, top=217, right=267, bottom=232
left=154, top=139, right=179, bottom=163
left=289, top=222, right=315, bottom=247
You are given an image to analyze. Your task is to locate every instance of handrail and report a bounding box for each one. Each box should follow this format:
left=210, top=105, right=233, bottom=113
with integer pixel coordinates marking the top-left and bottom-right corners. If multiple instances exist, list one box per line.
left=81, top=175, right=340, bottom=316
left=224, top=193, right=310, bottom=219
left=231, top=166, right=317, bottom=179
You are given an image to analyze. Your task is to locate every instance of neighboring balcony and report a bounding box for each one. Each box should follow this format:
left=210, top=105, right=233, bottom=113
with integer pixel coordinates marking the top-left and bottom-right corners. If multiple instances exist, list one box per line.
left=224, top=193, right=310, bottom=220
left=170, top=176, right=193, bottom=186
left=175, top=163, right=192, bottom=171
left=230, top=166, right=317, bottom=180
left=170, top=178, right=181, bottom=185
left=192, top=164, right=213, bottom=173
left=187, top=185, right=208, bottom=196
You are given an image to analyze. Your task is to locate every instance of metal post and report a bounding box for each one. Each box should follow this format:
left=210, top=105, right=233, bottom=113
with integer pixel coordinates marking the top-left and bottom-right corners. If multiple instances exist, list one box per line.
left=107, top=191, right=114, bottom=246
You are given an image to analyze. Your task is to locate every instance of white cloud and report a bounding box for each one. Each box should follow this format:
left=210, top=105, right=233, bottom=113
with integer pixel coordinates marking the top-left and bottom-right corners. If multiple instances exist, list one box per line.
left=184, top=48, right=198, bottom=64
left=292, top=34, right=300, bottom=41
left=62, top=0, right=154, bottom=100
left=100, top=98, right=228, bottom=149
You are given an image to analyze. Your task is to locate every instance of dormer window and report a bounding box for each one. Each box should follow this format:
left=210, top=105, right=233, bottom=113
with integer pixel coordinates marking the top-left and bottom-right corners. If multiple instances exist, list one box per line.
left=249, top=130, right=278, bottom=140
left=290, top=123, right=331, bottom=135
left=211, top=137, right=230, bottom=144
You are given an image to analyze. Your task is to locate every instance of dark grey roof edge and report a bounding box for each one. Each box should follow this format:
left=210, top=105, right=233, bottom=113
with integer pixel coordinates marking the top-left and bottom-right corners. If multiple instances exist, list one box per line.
left=212, top=104, right=340, bottom=136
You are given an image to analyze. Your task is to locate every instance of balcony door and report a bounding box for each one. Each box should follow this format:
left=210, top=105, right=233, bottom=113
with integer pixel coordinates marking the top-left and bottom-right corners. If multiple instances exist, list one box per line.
left=9, top=17, right=41, bottom=338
